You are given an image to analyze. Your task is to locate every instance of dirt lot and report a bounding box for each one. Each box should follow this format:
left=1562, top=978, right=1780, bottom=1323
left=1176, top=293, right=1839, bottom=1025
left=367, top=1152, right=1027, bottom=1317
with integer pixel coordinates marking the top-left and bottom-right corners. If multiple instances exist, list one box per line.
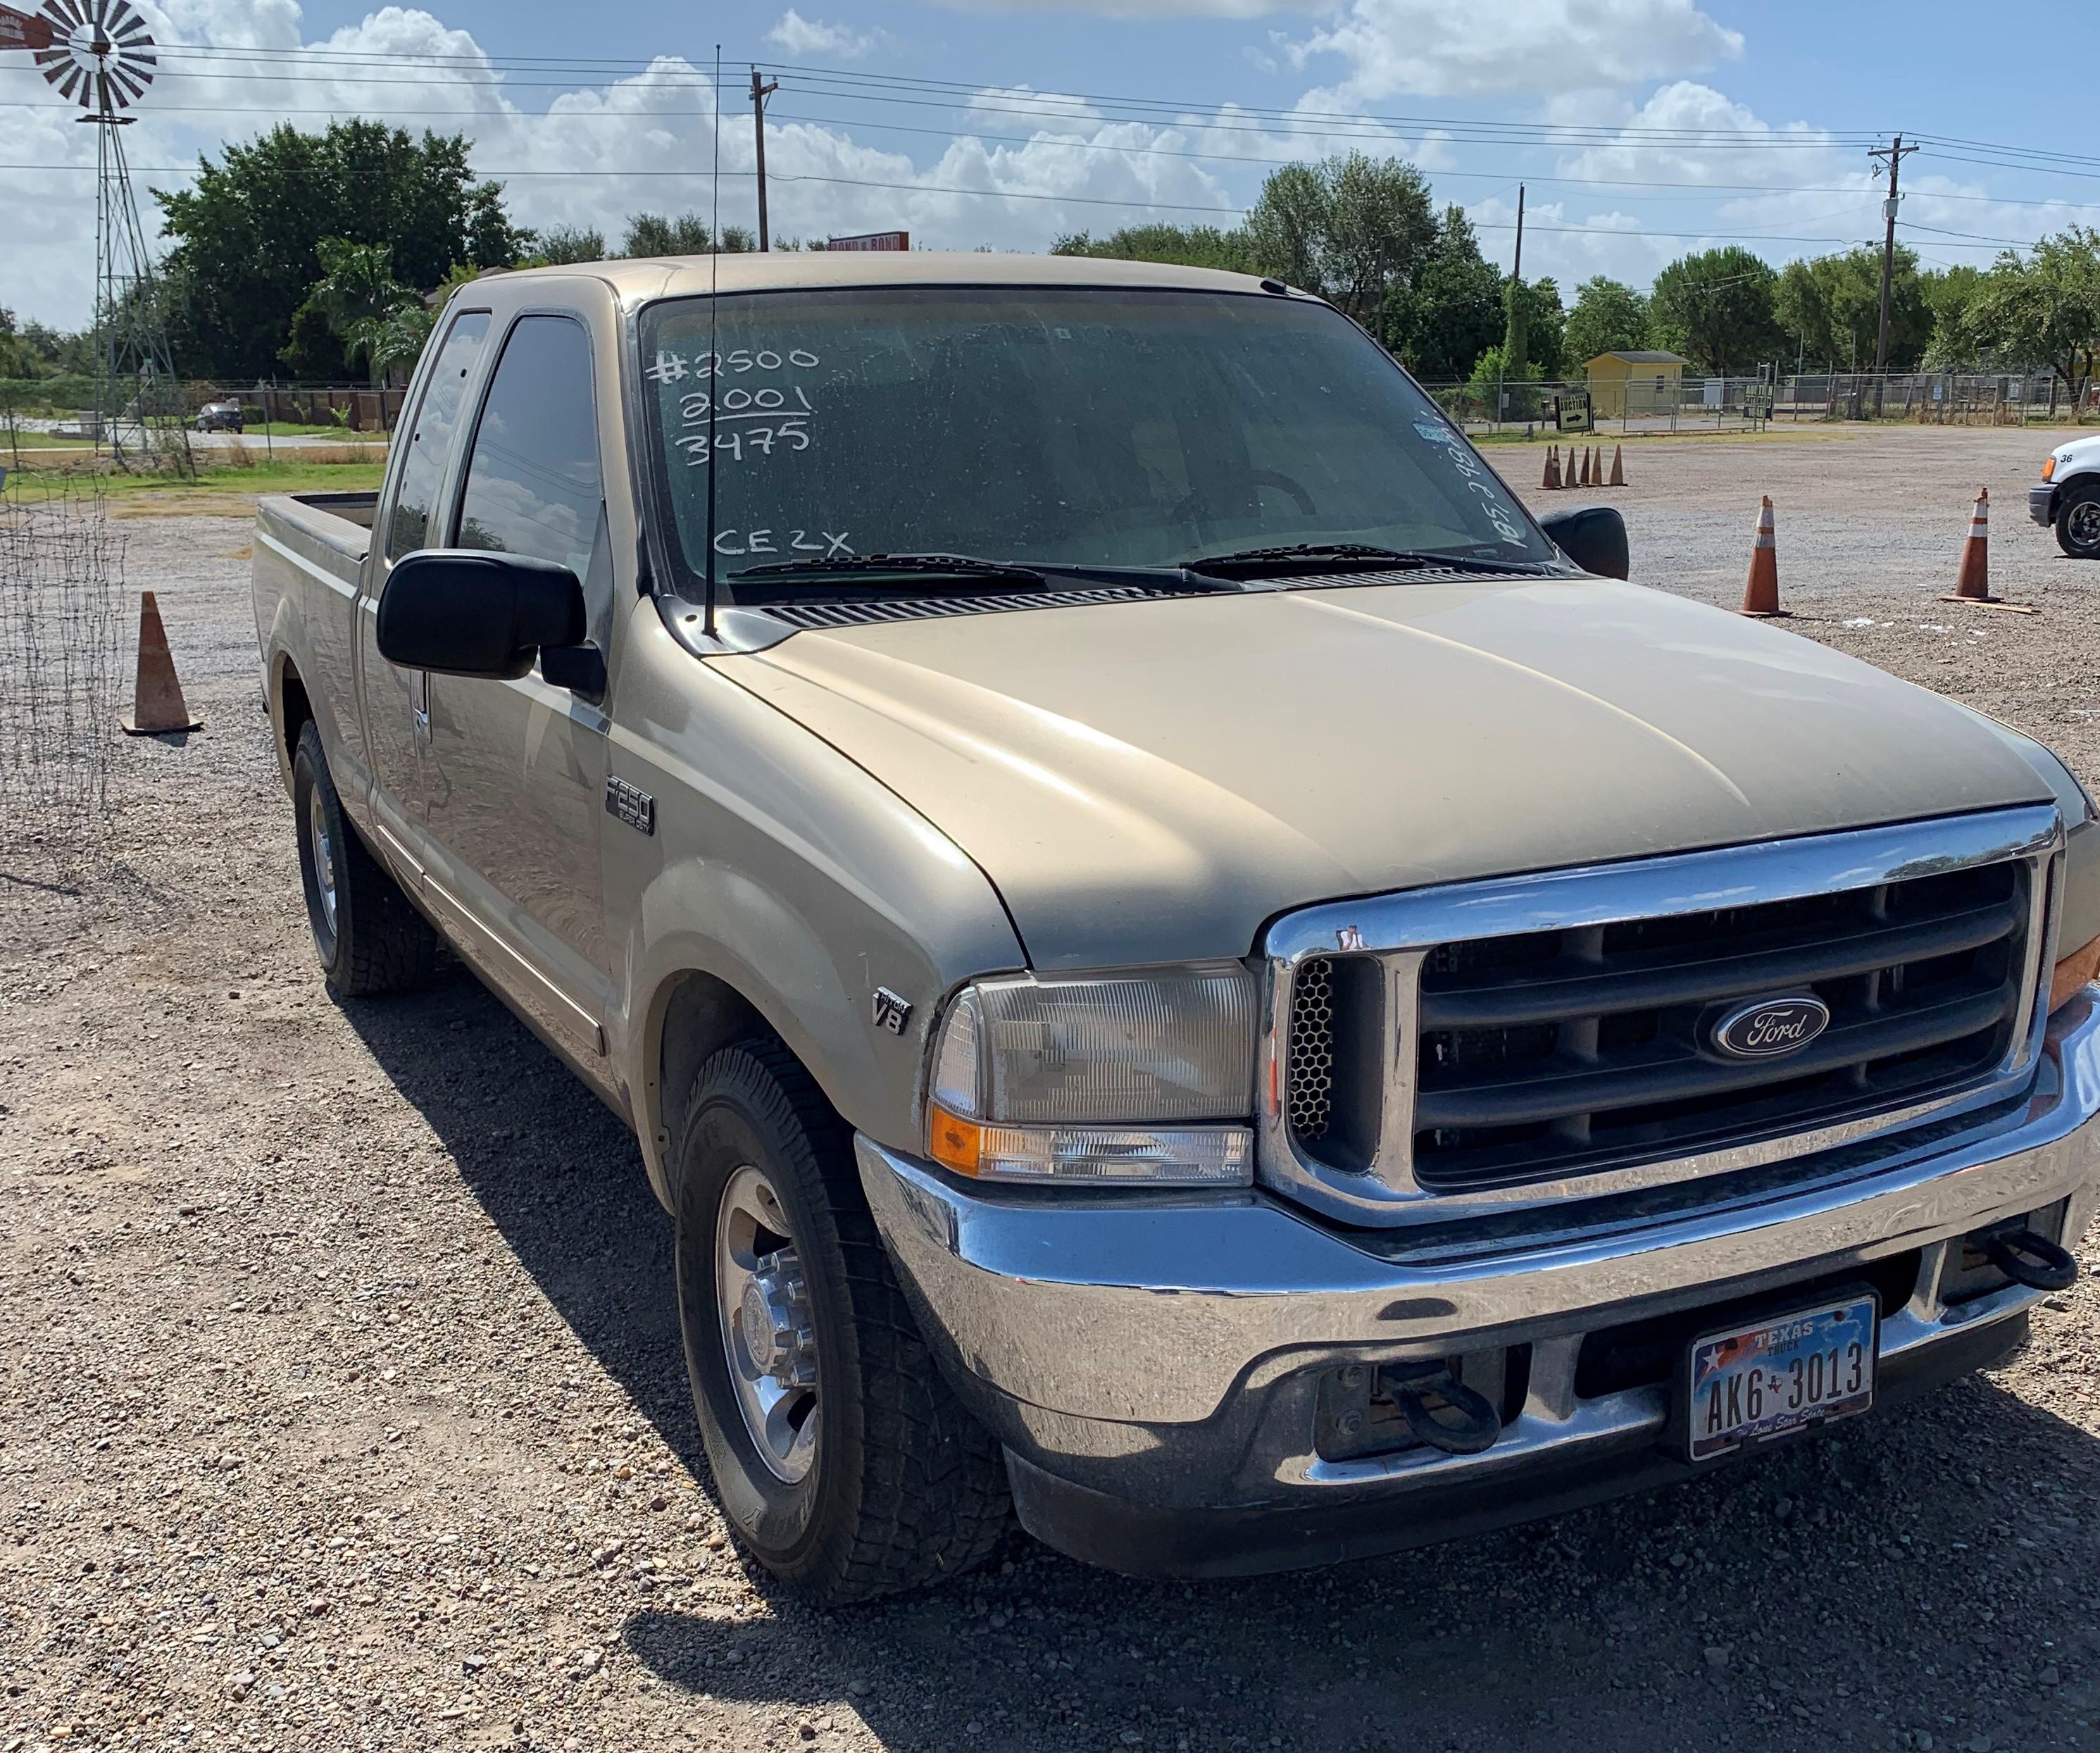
left=6, top=424, right=2100, bottom=1753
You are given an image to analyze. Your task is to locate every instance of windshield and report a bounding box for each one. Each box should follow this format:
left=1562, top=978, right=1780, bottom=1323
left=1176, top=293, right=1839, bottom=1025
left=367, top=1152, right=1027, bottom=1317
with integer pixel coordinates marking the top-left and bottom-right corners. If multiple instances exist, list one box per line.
left=637, top=285, right=1554, bottom=592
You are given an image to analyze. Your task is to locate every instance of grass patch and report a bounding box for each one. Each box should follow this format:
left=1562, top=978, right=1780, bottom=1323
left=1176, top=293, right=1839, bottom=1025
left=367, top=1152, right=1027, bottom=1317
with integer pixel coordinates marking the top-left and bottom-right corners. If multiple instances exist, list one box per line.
left=4, top=451, right=385, bottom=512
left=241, top=422, right=392, bottom=442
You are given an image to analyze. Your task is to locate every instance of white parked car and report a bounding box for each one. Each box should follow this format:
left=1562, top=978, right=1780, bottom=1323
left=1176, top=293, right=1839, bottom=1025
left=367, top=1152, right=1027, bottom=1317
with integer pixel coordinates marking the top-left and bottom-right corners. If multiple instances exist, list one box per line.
left=2032, top=432, right=2100, bottom=559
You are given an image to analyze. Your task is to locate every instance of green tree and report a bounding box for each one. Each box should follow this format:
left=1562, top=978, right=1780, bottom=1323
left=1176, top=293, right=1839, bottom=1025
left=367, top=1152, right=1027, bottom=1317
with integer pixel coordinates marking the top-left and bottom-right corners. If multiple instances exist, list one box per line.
left=1051, top=224, right=1252, bottom=274
left=1499, top=276, right=1529, bottom=392
left=1920, top=264, right=1985, bottom=366
left=1320, top=153, right=1438, bottom=328
left=1242, top=163, right=1325, bottom=297
left=0, top=308, right=30, bottom=379
left=1513, top=275, right=1564, bottom=378
left=1563, top=276, right=1650, bottom=370
left=1243, top=154, right=1436, bottom=336
left=154, top=120, right=531, bottom=379
left=1949, top=228, right=2100, bottom=404
left=532, top=225, right=607, bottom=266
left=1648, top=246, right=1786, bottom=376
left=1383, top=206, right=1502, bottom=381
left=1773, top=246, right=1930, bottom=372
left=620, top=213, right=755, bottom=256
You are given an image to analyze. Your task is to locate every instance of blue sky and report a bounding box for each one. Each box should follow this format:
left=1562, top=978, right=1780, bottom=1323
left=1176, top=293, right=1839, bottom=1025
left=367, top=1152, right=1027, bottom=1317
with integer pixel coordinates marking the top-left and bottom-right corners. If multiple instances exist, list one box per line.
left=4, top=0, right=2092, bottom=330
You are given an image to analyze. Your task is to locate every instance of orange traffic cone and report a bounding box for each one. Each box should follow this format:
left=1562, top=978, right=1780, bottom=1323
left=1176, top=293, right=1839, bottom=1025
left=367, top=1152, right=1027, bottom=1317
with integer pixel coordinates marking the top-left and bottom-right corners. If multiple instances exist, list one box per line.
left=1543, top=446, right=1561, bottom=491
left=1941, top=487, right=2037, bottom=613
left=1573, top=447, right=1587, bottom=487
left=1944, top=489, right=1994, bottom=601
left=1608, top=443, right=1625, bottom=487
left=1591, top=446, right=1603, bottom=487
left=120, top=591, right=203, bottom=735
left=1739, top=497, right=1786, bottom=618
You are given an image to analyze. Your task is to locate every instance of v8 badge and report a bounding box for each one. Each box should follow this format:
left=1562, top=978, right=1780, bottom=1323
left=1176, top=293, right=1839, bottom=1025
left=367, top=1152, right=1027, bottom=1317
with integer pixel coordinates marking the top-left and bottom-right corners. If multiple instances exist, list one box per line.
left=871, top=987, right=913, bottom=1035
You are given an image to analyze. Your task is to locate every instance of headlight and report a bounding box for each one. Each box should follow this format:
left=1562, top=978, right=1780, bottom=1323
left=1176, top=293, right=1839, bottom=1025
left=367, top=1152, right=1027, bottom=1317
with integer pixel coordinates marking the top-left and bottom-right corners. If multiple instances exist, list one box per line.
left=925, top=963, right=1257, bottom=1186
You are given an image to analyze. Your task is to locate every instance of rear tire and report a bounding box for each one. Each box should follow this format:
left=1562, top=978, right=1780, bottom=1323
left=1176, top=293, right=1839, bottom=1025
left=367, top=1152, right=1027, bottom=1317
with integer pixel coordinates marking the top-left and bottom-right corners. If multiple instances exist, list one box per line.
left=2057, top=480, right=2100, bottom=560
left=291, top=720, right=437, bottom=998
left=672, top=1039, right=1008, bottom=1602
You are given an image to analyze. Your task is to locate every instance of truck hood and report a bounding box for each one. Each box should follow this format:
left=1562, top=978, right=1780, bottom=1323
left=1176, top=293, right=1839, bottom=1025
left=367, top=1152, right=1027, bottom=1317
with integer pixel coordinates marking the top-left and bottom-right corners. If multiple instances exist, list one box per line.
left=713, top=579, right=2054, bottom=969
left=2051, top=432, right=2100, bottom=475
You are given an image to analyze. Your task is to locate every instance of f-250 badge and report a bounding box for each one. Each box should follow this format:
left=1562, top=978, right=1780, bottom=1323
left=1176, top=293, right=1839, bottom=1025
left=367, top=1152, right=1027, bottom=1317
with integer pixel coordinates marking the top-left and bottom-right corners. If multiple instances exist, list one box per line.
left=604, top=775, right=656, bottom=835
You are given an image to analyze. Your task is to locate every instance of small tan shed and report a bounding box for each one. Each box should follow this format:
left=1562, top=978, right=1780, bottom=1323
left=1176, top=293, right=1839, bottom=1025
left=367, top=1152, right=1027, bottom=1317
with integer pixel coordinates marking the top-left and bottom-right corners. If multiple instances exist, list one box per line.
left=1586, top=350, right=1688, bottom=418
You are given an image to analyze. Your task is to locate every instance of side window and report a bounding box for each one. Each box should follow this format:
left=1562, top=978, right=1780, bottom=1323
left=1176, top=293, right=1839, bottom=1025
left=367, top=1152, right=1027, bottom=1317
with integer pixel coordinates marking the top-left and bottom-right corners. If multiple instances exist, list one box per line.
left=387, top=311, right=491, bottom=561
left=454, top=316, right=607, bottom=634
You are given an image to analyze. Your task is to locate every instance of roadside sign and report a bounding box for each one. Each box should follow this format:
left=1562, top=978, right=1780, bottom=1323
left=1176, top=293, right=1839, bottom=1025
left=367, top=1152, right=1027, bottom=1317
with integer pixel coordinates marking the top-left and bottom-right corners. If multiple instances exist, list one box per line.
left=1555, top=390, right=1593, bottom=434
left=0, top=4, right=56, bottom=50
left=825, top=231, right=909, bottom=251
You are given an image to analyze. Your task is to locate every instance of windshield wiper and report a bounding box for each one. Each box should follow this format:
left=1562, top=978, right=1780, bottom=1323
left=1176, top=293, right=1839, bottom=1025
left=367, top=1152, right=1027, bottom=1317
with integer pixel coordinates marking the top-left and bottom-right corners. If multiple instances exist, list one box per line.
left=732, top=551, right=1049, bottom=586
left=1182, top=542, right=1547, bottom=580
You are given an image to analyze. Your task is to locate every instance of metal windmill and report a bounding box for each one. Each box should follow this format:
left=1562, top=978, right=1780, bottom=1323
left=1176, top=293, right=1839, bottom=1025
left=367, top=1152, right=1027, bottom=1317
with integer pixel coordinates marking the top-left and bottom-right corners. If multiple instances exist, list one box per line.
left=1, top=0, right=186, bottom=467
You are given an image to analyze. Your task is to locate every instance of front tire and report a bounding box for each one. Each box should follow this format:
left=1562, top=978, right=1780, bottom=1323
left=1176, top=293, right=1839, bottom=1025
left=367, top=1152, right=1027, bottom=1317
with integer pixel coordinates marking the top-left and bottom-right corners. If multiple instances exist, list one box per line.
left=2058, top=480, right=2100, bottom=560
left=673, top=1040, right=1008, bottom=1602
left=291, top=721, right=438, bottom=997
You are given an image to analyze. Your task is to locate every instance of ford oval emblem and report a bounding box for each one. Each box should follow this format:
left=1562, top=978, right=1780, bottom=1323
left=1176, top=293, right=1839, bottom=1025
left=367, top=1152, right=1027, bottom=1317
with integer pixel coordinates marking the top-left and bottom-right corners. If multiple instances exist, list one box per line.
left=1710, top=994, right=1831, bottom=1061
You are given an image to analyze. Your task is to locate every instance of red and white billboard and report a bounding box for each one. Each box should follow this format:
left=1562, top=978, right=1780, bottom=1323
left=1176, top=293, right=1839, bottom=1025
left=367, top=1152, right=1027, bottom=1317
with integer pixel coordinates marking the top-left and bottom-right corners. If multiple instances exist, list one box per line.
left=825, top=231, right=909, bottom=252
left=0, top=4, right=56, bottom=51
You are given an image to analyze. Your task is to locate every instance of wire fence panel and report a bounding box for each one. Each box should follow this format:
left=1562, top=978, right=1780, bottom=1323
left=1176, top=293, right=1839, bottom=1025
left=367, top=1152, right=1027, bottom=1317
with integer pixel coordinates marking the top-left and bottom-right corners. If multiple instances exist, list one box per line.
left=0, top=476, right=126, bottom=906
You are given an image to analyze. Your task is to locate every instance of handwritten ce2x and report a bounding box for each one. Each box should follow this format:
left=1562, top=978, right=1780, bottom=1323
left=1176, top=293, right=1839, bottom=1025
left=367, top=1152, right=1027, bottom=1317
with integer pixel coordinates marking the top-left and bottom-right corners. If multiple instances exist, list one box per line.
left=713, top=529, right=854, bottom=559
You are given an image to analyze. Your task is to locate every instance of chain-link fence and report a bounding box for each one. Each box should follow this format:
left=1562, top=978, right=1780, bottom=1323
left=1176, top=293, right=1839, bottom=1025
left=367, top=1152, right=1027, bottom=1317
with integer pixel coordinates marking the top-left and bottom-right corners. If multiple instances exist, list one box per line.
left=0, top=475, right=127, bottom=905
left=1418, top=370, right=2100, bottom=439
left=2, top=378, right=407, bottom=470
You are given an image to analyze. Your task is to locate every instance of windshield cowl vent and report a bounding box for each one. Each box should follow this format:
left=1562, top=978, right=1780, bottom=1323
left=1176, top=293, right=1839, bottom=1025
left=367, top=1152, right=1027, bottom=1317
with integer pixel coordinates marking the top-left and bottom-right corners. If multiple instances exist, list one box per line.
left=757, top=585, right=1212, bottom=630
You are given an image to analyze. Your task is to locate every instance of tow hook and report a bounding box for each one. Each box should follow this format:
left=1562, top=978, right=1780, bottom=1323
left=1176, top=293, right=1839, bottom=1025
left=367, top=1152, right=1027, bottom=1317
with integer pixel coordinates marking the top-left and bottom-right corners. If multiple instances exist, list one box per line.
left=1388, top=1366, right=1503, bottom=1456
left=1982, top=1228, right=2080, bottom=1293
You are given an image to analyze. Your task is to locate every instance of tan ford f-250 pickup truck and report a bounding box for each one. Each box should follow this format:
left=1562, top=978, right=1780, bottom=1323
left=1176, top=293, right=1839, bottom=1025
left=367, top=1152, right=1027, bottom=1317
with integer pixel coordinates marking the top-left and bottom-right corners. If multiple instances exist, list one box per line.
left=252, top=251, right=2100, bottom=1602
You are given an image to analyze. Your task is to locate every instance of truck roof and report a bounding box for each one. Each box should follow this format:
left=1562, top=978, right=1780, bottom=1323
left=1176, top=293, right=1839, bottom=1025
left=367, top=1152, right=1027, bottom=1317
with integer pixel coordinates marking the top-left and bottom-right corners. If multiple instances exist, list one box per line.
left=480, top=250, right=1282, bottom=304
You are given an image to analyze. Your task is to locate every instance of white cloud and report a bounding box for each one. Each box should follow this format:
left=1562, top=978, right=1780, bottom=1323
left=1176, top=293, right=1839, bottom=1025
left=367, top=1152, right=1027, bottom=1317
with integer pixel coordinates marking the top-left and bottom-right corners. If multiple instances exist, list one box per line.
left=765, top=11, right=881, bottom=60
left=938, top=0, right=1322, bottom=18
left=1292, top=0, right=1742, bottom=101
left=1, top=0, right=2082, bottom=342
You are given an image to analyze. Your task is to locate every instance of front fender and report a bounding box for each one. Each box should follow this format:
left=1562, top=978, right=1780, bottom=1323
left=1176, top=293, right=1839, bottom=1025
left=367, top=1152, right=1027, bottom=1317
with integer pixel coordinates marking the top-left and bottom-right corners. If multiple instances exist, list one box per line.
left=604, top=603, right=1025, bottom=1209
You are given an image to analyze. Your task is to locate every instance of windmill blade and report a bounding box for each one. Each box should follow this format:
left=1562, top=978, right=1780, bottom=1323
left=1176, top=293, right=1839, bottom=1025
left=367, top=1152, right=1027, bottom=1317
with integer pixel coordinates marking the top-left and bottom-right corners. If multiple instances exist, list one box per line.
left=113, top=62, right=146, bottom=99
left=43, top=0, right=88, bottom=30
left=104, top=0, right=142, bottom=29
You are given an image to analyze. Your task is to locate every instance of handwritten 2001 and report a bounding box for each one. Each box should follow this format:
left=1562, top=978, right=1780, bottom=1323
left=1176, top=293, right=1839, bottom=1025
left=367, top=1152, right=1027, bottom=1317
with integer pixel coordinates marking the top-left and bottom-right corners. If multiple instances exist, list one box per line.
left=672, top=380, right=818, bottom=466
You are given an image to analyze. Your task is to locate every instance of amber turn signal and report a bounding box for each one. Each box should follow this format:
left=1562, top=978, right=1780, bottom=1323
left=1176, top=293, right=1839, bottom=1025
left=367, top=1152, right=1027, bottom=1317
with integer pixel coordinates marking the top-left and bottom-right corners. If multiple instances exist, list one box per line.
left=927, top=1104, right=985, bottom=1176
left=2042, top=456, right=2057, bottom=482
left=2051, top=932, right=2100, bottom=1013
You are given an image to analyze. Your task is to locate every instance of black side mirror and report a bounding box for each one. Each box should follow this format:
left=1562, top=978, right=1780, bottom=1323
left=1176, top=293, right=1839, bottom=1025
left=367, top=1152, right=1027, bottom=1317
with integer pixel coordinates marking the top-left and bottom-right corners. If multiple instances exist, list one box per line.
left=377, top=551, right=587, bottom=680
left=1538, top=505, right=1630, bottom=580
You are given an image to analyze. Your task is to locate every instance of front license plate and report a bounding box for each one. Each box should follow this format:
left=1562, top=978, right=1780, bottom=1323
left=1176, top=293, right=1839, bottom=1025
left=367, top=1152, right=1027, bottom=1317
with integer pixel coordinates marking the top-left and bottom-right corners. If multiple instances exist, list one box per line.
left=1684, top=1295, right=1877, bottom=1461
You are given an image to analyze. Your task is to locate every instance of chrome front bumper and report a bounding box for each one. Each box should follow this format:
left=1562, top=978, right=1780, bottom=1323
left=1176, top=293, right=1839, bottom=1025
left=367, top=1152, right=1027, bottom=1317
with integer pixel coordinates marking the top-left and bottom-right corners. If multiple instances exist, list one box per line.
left=857, top=994, right=2100, bottom=1572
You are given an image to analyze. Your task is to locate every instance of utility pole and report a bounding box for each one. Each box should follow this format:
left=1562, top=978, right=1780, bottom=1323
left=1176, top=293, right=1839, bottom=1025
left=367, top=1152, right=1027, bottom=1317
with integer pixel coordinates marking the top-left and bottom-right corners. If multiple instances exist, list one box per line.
left=751, top=68, right=780, bottom=251
left=1497, top=184, right=1523, bottom=426
left=1869, top=135, right=1917, bottom=375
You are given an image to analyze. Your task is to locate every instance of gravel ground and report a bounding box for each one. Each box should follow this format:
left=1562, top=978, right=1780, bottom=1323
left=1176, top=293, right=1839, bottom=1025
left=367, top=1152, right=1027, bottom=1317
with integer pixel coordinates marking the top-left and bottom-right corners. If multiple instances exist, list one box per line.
left=6, top=425, right=2100, bottom=1753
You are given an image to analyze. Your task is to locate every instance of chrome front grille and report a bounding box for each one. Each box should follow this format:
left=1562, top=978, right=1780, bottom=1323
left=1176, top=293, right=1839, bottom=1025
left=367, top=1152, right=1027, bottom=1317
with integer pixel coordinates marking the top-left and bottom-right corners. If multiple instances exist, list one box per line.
left=1409, top=861, right=2028, bottom=1192
left=1265, top=807, right=2062, bottom=1225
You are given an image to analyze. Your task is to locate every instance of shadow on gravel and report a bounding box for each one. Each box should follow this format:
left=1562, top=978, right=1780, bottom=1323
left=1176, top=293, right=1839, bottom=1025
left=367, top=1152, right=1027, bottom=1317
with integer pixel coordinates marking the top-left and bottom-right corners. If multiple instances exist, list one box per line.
left=331, top=969, right=704, bottom=1471
left=338, top=973, right=2100, bottom=1752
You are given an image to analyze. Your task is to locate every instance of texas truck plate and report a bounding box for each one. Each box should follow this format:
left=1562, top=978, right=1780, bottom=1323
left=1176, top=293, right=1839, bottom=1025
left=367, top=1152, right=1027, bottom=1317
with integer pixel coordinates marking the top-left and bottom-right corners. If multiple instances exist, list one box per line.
left=1685, top=1296, right=1876, bottom=1461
